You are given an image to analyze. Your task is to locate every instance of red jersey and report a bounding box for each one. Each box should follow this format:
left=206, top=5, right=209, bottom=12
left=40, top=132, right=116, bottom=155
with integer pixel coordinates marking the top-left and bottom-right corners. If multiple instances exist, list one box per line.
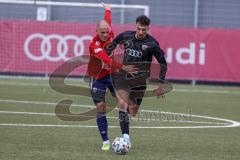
left=87, top=9, right=122, bottom=80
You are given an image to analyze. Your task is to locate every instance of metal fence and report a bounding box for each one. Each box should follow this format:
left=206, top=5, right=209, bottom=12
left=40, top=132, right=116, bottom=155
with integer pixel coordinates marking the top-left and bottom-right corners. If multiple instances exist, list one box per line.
left=0, top=0, right=240, bottom=28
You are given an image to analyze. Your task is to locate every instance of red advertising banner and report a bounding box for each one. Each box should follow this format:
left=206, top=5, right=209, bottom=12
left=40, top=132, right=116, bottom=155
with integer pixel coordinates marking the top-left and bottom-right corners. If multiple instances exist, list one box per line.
left=151, top=26, right=240, bottom=82
left=0, top=20, right=240, bottom=82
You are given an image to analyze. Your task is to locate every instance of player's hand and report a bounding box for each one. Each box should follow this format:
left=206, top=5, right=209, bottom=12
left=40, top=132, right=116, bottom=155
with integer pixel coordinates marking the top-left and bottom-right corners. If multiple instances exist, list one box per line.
left=101, top=2, right=111, bottom=10
left=122, top=65, right=139, bottom=77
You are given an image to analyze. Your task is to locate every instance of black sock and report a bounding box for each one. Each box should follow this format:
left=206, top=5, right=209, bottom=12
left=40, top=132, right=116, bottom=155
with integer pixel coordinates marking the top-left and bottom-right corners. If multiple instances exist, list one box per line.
left=119, top=111, right=129, bottom=135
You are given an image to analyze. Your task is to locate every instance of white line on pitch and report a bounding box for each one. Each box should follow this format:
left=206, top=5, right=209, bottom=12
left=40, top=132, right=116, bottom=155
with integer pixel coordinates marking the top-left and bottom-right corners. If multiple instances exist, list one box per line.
left=0, top=110, right=228, bottom=125
left=0, top=123, right=238, bottom=129
left=0, top=99, right=240, bottom=128
left=0, top=98, right=237, bottom=125
left=0, top=80, right=240, bottom=94
left=0, top=99, right=94, bottom=108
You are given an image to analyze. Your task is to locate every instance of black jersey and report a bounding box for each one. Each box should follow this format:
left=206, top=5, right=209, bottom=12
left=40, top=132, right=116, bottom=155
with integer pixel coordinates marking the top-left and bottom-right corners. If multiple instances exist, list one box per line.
left=111, top=31, right=167, bottom=80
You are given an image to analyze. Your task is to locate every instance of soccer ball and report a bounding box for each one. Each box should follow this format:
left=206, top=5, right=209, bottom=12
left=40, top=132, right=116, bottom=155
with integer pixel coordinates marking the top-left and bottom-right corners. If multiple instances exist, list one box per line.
left=112, top=137, right=130, bottom=155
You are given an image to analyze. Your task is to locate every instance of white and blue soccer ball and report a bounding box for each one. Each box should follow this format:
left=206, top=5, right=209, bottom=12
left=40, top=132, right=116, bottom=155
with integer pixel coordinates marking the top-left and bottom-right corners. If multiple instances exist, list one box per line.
left=112, top=137, right=130, bottom=155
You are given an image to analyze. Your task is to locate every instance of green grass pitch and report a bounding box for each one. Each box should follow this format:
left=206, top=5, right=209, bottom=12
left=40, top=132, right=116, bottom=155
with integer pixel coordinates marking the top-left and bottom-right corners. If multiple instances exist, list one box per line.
left=0, top=77, right=240, bottom=160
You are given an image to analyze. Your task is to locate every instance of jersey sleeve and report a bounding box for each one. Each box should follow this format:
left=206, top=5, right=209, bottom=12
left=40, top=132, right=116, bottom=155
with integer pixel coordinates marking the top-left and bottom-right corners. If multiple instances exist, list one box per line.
left=104, top=8, right=114, bottom=39
left=104, top=9, right=112, bottom=28
left=153, top=42, right=168, bottom=80
left=90, top=43, right=123, bottom=70
left=107, top=32, right=125, bottom=52
left=112, top=32, right=125, bottom=44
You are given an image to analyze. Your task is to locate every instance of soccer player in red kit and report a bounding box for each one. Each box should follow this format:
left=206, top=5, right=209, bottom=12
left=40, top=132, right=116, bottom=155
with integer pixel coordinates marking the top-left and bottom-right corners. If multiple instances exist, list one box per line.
left=87, top=3, right=137, bottom=151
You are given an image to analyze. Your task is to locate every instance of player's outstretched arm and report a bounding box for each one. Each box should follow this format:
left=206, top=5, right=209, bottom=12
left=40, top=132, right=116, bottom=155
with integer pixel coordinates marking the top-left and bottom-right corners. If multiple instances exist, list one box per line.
left=102, top=2, right=112, bottom=26
left=101, top=2, right=111, bottom=11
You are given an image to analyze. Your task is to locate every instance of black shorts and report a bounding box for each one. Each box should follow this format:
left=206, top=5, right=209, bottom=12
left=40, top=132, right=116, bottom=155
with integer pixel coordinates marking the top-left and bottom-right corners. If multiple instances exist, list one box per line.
left=112, top=72, right=146, bottom=106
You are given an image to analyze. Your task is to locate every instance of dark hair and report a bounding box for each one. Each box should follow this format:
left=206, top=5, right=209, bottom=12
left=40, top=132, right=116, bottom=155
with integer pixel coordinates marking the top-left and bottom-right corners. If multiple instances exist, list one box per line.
left=136, top=15, right=150, bottom=26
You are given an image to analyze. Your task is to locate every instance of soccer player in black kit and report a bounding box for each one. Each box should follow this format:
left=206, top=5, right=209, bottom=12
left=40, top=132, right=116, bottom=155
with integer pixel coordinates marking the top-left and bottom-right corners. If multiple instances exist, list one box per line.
left=108, top=15, right=167, bottom=147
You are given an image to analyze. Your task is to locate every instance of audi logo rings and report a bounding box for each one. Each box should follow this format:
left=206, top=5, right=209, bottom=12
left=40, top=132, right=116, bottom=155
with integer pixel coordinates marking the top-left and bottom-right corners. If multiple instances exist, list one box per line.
left=24, top=33, right=93, bottom=62
left=126, top=48, right=142, bottom=58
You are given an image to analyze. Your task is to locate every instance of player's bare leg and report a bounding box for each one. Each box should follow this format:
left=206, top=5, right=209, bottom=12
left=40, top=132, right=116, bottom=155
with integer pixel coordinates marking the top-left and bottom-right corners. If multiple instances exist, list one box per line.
left=117, top=90, right=129, bottom=112
left=128, top=100, right=140, bottom=117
